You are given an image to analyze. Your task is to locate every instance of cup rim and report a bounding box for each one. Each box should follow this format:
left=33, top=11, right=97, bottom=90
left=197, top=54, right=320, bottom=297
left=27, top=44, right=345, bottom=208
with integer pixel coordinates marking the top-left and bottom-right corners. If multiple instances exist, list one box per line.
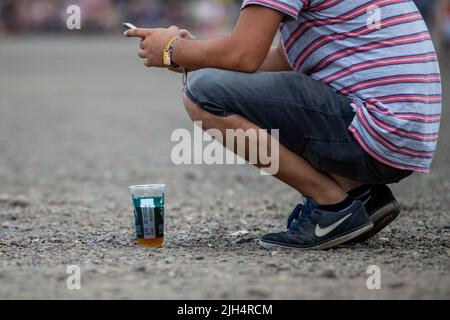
left=128, top=184, right=166, bottom=192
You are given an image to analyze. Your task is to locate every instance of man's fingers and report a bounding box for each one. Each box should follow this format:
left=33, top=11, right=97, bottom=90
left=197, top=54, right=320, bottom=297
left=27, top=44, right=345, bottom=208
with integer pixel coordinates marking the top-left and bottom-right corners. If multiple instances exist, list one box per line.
left=168, top=25, right=179, bottom=33
left=144, top=59, right=152, bottom=68
left=138, top=50, right=146, bottom=59
left=180, top=29, right=196, bottom=40
left=124, top=28, right=150, bottom=38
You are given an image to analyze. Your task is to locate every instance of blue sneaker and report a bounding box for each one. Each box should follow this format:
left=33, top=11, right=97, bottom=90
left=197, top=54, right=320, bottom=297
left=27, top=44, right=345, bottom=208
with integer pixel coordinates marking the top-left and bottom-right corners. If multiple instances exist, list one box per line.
left=258, top=198, right=373, bottom=250
left=351, top=184, right=401, bottom=242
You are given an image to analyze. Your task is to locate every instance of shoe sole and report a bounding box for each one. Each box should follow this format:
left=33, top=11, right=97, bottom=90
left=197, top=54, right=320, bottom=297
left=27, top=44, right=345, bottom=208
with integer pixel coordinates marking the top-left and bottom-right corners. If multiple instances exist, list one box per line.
left=352, top=201, right=401, bottom=243
left=257, top=222, right=373, bottom=251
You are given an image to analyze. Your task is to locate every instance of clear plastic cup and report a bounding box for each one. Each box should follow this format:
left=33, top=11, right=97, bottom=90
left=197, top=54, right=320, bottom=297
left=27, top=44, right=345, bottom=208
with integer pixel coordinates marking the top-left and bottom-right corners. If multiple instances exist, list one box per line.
left=129, top=184, right=166, bottom=247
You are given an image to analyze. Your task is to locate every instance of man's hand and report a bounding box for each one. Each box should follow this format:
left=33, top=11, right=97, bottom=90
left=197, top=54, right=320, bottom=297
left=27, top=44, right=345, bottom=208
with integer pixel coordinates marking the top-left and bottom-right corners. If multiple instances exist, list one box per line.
left=125, top=26, right=181, bottom=68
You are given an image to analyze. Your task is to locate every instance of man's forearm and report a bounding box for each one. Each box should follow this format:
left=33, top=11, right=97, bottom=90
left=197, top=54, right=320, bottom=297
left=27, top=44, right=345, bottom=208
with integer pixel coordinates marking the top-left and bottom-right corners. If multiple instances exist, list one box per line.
left=172, top=36, right=268, bottom=73
left=172, top=36, right=292, bottom=73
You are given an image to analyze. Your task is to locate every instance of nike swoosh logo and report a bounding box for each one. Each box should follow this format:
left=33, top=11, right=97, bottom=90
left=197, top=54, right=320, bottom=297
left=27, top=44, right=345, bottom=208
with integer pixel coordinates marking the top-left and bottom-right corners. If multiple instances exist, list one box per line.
left=315, top=213, right=353, bottom=238
left=363, top=196, right=371, bottom=206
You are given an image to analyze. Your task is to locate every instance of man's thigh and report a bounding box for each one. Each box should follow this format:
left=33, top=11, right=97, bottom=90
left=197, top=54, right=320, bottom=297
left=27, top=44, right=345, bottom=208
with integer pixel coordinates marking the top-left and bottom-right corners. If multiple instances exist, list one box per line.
left=185, top=69, right=355, bottom=147
left=184, top=69, right=410, bottom=183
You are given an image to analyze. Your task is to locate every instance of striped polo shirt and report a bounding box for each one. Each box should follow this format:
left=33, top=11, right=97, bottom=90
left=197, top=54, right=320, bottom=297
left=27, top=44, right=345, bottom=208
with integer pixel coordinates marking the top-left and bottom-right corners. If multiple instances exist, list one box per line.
left=241, top=0, right=442, bottom=173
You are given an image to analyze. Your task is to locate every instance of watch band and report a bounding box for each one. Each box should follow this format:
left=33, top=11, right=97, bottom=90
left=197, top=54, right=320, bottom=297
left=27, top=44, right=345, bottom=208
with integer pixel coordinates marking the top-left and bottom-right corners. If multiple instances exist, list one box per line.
left=163, top=37, right=179, bottom=67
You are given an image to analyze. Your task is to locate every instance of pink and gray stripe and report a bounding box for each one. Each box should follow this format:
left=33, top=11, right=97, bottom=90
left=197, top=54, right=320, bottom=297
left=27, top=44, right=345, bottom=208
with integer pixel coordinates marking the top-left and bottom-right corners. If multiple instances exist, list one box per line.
left=242, top=0, right=441, bottom=173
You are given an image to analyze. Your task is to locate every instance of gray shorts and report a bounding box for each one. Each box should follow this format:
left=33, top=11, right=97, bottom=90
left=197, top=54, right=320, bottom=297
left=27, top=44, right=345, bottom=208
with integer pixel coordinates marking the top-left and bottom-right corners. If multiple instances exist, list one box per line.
left=184, top=69, right=412, bottom=184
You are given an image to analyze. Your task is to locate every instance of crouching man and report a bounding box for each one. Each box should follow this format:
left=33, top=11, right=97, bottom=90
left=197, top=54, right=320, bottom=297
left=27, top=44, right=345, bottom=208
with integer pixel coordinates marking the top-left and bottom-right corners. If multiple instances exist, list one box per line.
left=125, top=0, right=441, bottom=250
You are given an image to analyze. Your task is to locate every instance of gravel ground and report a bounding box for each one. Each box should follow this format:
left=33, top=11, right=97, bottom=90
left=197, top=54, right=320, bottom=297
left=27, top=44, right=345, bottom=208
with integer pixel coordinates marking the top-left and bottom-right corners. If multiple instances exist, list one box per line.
left=0, top=37, right=449, bottom=299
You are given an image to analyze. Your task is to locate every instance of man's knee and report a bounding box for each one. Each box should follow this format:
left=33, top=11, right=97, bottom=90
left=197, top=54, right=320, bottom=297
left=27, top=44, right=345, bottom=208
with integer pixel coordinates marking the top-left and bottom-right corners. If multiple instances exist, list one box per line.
left=182, top=69, right=218, bottom=122
left=183, top=68, right=236, bottom=118
left=186, top=68, right=223, bottom=102
left=183, top=68, right=232, bottom=122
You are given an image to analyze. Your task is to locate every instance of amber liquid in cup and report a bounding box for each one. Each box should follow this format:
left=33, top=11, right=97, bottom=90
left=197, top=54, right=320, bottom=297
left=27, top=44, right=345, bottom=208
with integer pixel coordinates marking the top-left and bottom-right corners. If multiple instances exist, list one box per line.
left=138, top=237, right=164, bottom=247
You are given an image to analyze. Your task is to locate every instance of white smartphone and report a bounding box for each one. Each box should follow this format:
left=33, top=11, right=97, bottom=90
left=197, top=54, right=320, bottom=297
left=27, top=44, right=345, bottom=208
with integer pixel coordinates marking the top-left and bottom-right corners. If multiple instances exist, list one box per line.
left=122, top=22, right=137, bottom=30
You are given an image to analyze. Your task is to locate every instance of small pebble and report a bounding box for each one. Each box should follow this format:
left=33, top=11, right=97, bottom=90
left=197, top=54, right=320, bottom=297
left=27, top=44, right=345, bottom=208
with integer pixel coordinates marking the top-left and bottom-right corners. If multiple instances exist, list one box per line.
left=132, top=264, right=146, bottom=272
left=388, top=281, right=405, bottom=289
left=0, top=195, right=30, bottom=207
left=184, top=172, right=197, bottom=181
left=229, top=230, right=249, bottom=237
left=321, top=268, right=337, bottom=279
left=247, top=288, right=270, bottom=298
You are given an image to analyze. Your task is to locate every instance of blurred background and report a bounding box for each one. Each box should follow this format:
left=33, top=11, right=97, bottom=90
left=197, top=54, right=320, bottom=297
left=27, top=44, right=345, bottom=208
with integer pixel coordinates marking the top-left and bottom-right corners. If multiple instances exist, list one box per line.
left=0, top=0, right=242, bottom=36
left=0, top=0, right=449, bottom=47
left=0, top=0, right=449, bottom=299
